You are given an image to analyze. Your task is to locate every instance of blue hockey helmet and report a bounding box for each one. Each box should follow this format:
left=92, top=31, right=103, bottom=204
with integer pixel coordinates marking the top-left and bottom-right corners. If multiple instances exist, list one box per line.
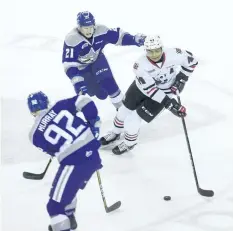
left=27, top=91, right=49, bottom=115
left=77, top=11, right=95, bottom=27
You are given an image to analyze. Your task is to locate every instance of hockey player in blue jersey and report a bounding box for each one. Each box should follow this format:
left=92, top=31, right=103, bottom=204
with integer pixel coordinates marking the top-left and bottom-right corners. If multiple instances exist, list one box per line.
left=27, top=91, right=102, bottom=231
left=62, top=11, right=145, bottom=109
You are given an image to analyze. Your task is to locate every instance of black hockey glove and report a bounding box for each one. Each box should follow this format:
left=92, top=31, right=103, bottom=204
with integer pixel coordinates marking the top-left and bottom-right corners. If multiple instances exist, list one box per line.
left=165, top=98, right=186, bottom=117
left=171, top=72, right=188, bottom=95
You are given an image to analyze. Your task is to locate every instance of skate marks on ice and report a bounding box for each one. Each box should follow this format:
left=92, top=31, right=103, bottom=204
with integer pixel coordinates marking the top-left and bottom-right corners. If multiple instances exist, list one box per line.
left=128, top=183, right=233, bottom=231
left=1, top=98, right=48, bottom=164
left=6, top=34, right=63, bottom=52
left=138, top=100, right=225, bottom=145
left=199, top=79, right=233, bottom=99
left=100, top=100, right=225, bottom=149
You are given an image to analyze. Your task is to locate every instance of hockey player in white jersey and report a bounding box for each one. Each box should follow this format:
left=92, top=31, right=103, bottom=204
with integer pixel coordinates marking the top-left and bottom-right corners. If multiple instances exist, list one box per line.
left=100, top=35, right=198, bottom=154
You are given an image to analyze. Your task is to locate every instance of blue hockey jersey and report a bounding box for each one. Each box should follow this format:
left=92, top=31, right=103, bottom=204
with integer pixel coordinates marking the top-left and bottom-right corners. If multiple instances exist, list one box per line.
left=62, top=24, right=139, bottom=79
left=29, top=95, right=101, bottom=165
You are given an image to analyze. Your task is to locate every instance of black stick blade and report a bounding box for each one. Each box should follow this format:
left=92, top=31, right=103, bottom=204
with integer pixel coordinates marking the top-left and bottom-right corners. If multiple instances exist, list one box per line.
left=23, top=171, right=44, bottom=180
left=198, top=188, right=214, bottom=197
left=106, top=201, right=121, bottom=213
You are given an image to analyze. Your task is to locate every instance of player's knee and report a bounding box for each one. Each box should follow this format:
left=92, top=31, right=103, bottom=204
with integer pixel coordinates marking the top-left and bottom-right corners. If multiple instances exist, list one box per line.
left=99, top=77, right=119, bottom=95
left=116, top=104, right=132, bottom=120
left=50, top=214, right=70, bottom=231
left=125, top=111, right=141, bottom=134
left=123, top=111, right=140, bottom=146
left=110, top=91, right=124, bottom=109
left=95, top=88, right=108, bottom=100
left=47, top=199, right=66, bottom=217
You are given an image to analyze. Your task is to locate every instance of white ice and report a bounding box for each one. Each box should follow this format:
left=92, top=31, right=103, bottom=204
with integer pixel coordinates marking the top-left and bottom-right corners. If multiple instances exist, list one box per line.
left=1, top=0, right=233, bottom=230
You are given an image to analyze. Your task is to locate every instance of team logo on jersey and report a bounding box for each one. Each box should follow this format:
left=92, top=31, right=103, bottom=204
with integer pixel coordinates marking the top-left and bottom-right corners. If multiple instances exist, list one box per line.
left=83, top=11, right=90, bottom=19
left=154, top=74, right=169, bottom=85
left=31, top=99, right=38, bottom=105
left=86, top=151, right=93, bottom=157
left=133, top=62, right=139, bottom=70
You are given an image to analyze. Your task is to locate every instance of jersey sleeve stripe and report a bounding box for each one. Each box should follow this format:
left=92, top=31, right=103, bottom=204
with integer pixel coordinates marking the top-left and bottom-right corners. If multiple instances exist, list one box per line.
left=143, top=83, right=156, bottom=91
left=71, top=76, right=84, bottom=85
left=75, top=95, right=93, bottom=111
left=181, top=66, right=194, bottom=73
left=190, top=62, right=198, bottom=68
left=151, top=89, right=167, bottom=103
left=115, top=29, right=127, bottom=45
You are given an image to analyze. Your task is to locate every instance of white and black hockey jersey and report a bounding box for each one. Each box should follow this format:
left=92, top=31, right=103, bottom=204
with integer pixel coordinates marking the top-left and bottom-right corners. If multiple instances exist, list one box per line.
left=133, top=47, right=198, bottom=103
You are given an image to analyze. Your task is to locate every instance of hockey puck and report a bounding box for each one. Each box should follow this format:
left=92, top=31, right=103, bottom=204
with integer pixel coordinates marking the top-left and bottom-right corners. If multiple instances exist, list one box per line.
left=163, top=196, right=171, bottom=201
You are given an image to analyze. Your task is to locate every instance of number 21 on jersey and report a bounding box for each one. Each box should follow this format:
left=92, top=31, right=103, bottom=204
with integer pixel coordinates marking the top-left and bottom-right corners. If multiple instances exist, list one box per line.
left=65, top=48, right=74, bottom=58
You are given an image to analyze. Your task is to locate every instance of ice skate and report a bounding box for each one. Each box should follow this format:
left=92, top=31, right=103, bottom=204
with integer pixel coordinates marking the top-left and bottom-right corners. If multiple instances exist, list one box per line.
left=112, top=141, right=136, bottom=155
left=100, top=132, right=120, bottom=145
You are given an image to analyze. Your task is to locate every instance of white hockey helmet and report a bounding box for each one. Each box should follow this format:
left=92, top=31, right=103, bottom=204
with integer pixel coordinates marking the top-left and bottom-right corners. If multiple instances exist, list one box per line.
left=144, top=35, right=163, bottom=61
left=144, top=35, right=163, bottom=50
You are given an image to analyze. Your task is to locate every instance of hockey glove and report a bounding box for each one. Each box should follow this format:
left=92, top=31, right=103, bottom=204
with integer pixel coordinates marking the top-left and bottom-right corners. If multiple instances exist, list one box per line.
left=171, top=72, right=188, bottom=95
left=165, top=98, right=186, bottom=117
left=75, top=85, right=88, bottom=95
left=88, top=116, right=101, bottom=139
left=134, top=33, right=146, bottom=47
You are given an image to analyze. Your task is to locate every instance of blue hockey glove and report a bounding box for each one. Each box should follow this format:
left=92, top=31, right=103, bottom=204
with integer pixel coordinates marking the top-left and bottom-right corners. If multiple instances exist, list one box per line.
left=88, top=116, right=101, bottom=139
left=74, top=85, right=88, bottom=95
left=134, top=33, right=146, bottom=47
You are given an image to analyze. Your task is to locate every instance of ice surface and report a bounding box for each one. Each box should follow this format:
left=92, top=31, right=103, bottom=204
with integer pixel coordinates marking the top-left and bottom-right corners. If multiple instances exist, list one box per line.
left=1, top=0, right=233, bottom=230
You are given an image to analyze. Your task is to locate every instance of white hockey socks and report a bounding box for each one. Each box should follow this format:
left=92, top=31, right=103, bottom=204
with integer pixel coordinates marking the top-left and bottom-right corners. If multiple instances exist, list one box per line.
left=124, top=111, right=141, bottom=146
left=113, top=104, right=133, bottom=134
left=110, top=91, right=124, bottom=109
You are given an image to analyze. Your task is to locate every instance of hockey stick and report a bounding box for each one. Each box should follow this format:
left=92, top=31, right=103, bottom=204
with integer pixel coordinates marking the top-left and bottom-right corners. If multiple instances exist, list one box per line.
left=177, top=95, right=214, bottom=197
left=96, top=170, right=121, bottom=213
left=23, top=158, right=52, bottom=180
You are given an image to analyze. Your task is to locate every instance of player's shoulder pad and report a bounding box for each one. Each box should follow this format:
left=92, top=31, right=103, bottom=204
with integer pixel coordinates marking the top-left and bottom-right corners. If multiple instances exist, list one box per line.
left=75, top=95, right=93, bottom=111
left=164, top=47, right=188, bottom=62
left=133, top=55, right=148, bottom=72
left=65, top=27, right=84, bottom=47
left=95, top=24, right=109, bottom=36
left=163, top=47, right=181, bottom=55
